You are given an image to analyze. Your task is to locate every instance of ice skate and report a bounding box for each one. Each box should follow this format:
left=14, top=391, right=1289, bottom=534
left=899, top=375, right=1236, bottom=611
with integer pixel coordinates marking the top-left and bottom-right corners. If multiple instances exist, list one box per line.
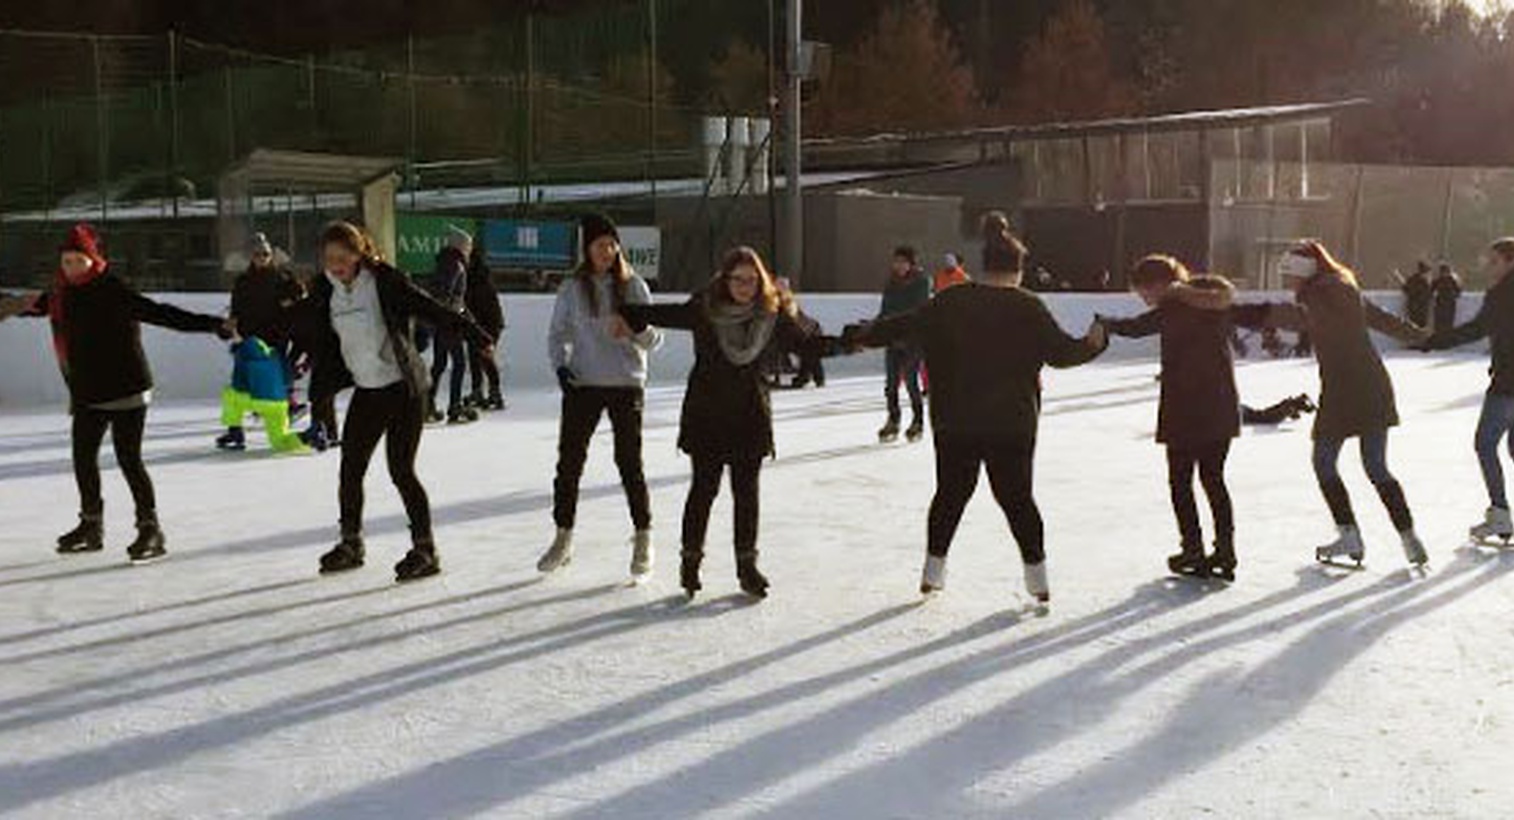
left=56, top=515, right=104, bottom=555
left=905, top=416, right=925, bottom=443
left=1470, top=506, right=1513, bottom=545
left=215, top=427, right=246, bottom=452
left=1166, top=543, right=1209, bottom=579
left=537, top=528, right=574, bottom=574
left=630, top=530, right=654, bottom=583
left=878, top=417, right=900, bottom=444
left=1315, top=525, right=1366, bottom=567
left=920, top=554, right=947, bottom=595
left=680, top=551, right=703, bottom=599
left=395, top=545, right=441, bottom=583
left=446, top=406, right=478, bottom=425
left=126, top=517, right=166, bottom=564
left=319, top=536, right=365, bottom=574
left=1208, top=537, right=1237, bottom=582
left=737, top=552, right=769, bottom=599
left=1400, top=529, right=1429, bottom=568
left=1023, top=561, right=1050, bottom=605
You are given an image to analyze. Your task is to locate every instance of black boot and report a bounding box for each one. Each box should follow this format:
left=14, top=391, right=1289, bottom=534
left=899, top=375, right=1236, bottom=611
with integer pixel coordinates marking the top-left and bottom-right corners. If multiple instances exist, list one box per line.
left=395, top=542, right=441, bottom=583
left=736, top=550, right=769, bottom=599
left=1166, top=541, right=1208, bottom=577
left=905, top=415, right=925, bottom=443
left=126, top=515, right=167, bottom=563
left=57, top=514, right=104, bottom=554
left=1209, top=537, right=1237, bottom=582
left=319, top=534, right=365, bottom=575
left=878, top=415, right=901, bottom=443
left=680, top=550, right=703, bottom=598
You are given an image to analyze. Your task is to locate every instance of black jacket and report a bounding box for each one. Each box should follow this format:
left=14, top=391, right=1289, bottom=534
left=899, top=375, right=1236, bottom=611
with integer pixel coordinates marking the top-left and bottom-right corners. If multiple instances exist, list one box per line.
left=623, top=293, right=834, bottom=459
left=1429, top=271, right=1514, bottom=396
left=1433, top=273, right=1464, bottom=331
left=465, top=252, right=505, bottom=336
left=1402, top=274, right=1433, bottom=328
left=295, top=262, right=492, bottom=403
left=230, top=264, right=304, bottom=349
left=1102, top=278, right=1246, bottom=448
left=29, top=273, right=227, bottom=411
left=858, top=283, right=1104, bottom=443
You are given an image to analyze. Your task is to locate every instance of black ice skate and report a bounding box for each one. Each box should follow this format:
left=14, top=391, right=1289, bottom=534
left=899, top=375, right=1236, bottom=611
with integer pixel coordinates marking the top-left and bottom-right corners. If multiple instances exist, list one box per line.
left=905, top=417, right=925, bottom=443
left=680, top=551, right=703, bottom=599
left=736, top=552, right=769, bottom=599
left=319, top=536, right=366, bottom=574
left=1208, top=538, right=1237, bottom=582
left=126, top=517, right=167, bottom=564
left=215, top=427, right=247, bottom=451
left=395, top=545, right=441, bottom=583
left=878, top=418, right=901, bottom=443
left=1167, top=543, right=1209, bottom=578
left=56, top=515, right=104, bottom=554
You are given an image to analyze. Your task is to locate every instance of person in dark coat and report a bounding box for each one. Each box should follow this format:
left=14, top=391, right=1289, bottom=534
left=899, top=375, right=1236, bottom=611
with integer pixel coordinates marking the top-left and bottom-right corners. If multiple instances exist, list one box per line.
left=620, top=246, right=839, bottom=600
left=843, top=218, right=1107, bottom=606
left=1422, top=238, right=1514, bottom=542
left=1433, top=262, right=1464, bottom=333
left=20, top=223, right=233, bottom=562
left=218, top=232, right=307, bottom=450
left=876, top=245, right=932, bottom=442
left=1398, top=260, right=1434, bottom=329
left=427, top=226, right=477, bottom=424
left=1097, top=255, right=1251, bottom=580
left=1252, top=242, right=1430, bottom=567
left=464, top=243, right=506, bottom=410
left=292, top=221, right=493, bottom=583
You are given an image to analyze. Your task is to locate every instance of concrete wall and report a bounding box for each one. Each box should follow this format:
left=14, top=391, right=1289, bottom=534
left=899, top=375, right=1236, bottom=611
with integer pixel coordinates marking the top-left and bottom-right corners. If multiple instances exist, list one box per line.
left=0, top=291, right=1483, bottom=409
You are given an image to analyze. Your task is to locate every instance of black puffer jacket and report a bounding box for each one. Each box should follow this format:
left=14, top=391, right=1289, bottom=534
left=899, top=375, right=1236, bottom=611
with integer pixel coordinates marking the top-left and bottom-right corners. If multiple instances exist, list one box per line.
left=230, top=264, right=304, bottom=349
left=296, top=261, right=492, bottom=403
left=29, top=273, right=227, bottom=411
left=465, top=250, right=505, bottom=337
left=622, top=292, right=835, bottom=459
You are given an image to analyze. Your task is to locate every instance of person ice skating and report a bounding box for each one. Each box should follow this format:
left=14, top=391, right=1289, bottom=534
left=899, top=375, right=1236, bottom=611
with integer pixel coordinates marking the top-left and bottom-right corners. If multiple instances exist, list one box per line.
left=876, top=244, right=931, bottom=442
left=426, top=225, right=478, bottom=425
left=1433, top=262, right=1464, bottom=333
left=843, top=217, right=1107, bottom=605
left=1398, top=260, right=1434, bottom=329
left=20, top=223, right=234, bottom=562
left=539, top=213, right=663, bottom=582
left=218, top=232, right=306, bottom=451
left=1097, top=256, right=1259, bottom=581
left=1255, top=242, right=1431, bottom=567
left=294, top=221, right=493, bottom=583
left=619, top=247, right=839, bottom=600
left=1421, top=238, right=1514, bottom=544
left=1242, top=394, right=1317, bottom=425
left=218, top=336, right=310, bottom=454
left=934, top=253, right=970, bottom=293
left=464, top=243, right=506, bottom=411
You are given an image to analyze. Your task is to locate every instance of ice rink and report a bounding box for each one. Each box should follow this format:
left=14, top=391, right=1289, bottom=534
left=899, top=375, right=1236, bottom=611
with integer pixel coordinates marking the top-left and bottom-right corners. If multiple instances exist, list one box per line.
left=0, top=352, right=1510, bottom=819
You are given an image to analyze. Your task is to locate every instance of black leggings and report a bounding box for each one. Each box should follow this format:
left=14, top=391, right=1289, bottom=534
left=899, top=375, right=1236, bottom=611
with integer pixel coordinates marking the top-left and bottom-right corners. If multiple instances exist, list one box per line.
left=1166, top=440, right=1234, bottom=547
left=927, top=436, right=1044, bottom=565
left=682, top=453, right=763, bottom=558
left=428, top=327, right=466, bottom=413
left=552, top=386, right=651, bottom=531
left=468, top=337, right=502, bottom=398
left=340, top=383, right=431, bottom=544
left=72, top=406, right=154, bottom=521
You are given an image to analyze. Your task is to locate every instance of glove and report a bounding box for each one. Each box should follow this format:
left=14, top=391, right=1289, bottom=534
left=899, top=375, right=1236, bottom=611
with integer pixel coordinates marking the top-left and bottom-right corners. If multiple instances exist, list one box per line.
left=556, top=366, right=576, bottom=392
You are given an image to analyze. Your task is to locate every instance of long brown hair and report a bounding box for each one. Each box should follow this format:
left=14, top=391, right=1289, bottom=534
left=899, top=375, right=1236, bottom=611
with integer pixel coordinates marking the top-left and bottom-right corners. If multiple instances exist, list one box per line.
left=1291, top=241, right=1359, bottom=289
left=708, top=246, right=789, bottom=315
left=320, top=220, right=381, bottom=262
left=1129, top=254, right=1192, bottom=289
left=575, top=240, right=632, bottom=317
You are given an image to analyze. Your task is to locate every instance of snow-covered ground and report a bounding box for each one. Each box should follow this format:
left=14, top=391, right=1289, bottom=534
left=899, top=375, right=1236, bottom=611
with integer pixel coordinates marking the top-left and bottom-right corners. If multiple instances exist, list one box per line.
left=0, top=353, right=1510, bottom=819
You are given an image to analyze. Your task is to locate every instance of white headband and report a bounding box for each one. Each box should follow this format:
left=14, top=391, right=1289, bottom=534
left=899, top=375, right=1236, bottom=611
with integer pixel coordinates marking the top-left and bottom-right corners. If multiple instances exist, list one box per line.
left=1277, top=253, right=1318, bottom=280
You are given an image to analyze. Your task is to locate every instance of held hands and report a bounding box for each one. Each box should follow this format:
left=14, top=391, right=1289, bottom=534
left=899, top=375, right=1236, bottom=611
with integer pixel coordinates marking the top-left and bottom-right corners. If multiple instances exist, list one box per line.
left=607, top=314, right=634, bottom=341
left=217, top=317, right=238, bottom=341
left=556, top=366, right=577, bottom=393
left=839, top=322, right=870, bottom=353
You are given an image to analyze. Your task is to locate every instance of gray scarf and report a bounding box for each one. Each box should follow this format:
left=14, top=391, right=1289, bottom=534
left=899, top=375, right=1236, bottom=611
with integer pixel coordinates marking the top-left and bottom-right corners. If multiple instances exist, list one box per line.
left=706, top=297, right=777, bottom=367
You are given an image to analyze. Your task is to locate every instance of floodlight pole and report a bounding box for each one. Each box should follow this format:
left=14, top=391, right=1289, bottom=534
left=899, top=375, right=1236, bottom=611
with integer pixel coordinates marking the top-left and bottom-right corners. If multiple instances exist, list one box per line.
left=783, top=0, right=803, bottom=285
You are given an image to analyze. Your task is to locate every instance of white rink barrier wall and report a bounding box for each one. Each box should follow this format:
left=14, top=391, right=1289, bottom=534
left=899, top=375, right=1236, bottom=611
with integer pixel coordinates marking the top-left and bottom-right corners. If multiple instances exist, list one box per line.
left=0, top=291, right=1484, bottom=408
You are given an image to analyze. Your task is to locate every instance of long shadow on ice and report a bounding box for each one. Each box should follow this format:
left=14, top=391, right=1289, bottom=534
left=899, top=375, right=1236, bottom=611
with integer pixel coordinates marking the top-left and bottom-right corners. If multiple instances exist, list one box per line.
left=743, top=554, right=1510, bottom=820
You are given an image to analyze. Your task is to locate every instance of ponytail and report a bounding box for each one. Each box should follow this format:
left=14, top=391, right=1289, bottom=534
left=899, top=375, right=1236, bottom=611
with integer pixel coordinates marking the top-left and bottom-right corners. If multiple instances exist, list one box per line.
left=980, top=210, right=1027, bottom=275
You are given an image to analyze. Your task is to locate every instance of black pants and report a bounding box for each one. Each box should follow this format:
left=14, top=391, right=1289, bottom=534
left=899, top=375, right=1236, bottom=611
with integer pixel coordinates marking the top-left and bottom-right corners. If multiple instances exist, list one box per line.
left=468, top=336, right=502, bottom=399
left=72, top=406, right=154, bottom=521
left=1166, top=440, right=1234, bottom=547
left=312, top=393, right=340, bottom=441
left=885, top=347, right=924, bottom=422
left=552, top=386, right=651, bottom=531
left=927, top=436, right=1044, bottom=564
left=682, top=453, right=762, bottom=558
left=340, top=383, right=431, bottom=544
left=428, top=327, right=466, bottom=413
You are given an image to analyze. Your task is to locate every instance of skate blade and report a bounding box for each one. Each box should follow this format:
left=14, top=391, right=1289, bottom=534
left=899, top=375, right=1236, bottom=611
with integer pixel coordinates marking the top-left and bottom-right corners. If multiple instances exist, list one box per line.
left=1470, top=536, right=1514, bottom=549
left=627, top=573, right=654, bottom=588
left=1315, top=556, right=1366, bottom=571
left=395, top=568, right=441, bottom=584
left=128, top=553, right=168, bottom=566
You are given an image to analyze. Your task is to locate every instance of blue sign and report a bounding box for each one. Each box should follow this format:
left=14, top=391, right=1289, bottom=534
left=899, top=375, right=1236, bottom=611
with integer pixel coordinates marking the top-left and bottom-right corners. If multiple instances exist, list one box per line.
left=482, top=219, right=576, bottom=271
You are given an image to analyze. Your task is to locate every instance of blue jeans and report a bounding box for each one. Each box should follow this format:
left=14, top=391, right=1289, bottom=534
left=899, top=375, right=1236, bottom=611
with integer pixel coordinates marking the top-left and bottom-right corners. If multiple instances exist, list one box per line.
left=1475, top=393, right=1514, bottom=510
left=1312, top=431, right=1413, bottom=531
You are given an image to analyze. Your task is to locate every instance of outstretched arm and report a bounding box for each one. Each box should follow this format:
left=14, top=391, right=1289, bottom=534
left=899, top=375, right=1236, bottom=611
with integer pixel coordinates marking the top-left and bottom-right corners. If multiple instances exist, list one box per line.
left=125, top=285, right=230, bottom=337
left=390, top=270, right=493, bottom=348
left=621, top=300, right=700, bottom=333
left=1364, top=297, right=1430, bottom=346
left=846, top=307, right=923, bottom=350
left=1097, top=308, right=1162, bottom=339
left=622, top=278, right=664, bottom=351
left=1038, top=301, right=1106, bottom=368
left=1426, top=303, right=1490, bottom=350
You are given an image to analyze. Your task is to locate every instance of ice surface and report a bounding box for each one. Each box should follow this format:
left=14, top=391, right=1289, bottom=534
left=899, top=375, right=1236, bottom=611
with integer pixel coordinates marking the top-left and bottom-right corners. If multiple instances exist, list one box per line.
left=0, top=353, right=1510, bottom=819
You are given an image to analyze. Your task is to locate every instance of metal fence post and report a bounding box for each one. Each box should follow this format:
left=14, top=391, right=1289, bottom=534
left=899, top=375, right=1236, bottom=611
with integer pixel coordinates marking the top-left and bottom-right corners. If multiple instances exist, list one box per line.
left=168, top=29, right=180, bottom=220
left=93, top=35, right=108, bottom=225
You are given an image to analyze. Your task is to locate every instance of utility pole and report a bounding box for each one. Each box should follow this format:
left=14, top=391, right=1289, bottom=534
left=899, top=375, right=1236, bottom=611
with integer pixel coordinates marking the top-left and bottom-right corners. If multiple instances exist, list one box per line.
left=783, top=0, right=803, bottom=285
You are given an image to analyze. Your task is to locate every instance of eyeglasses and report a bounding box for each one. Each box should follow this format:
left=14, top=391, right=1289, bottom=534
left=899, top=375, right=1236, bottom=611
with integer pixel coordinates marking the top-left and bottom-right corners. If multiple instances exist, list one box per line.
left=728, top=275, right=760, bottom=286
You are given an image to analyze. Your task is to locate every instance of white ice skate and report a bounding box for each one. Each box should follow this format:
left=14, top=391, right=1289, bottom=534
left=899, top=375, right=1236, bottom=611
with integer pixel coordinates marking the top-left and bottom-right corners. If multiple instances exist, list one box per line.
left=1400, top=529, right=1430, bottom=568
left=1024, top=562, right=1050, bottom=605
left=537, top=528, right=574, bottom=574
left=630, top=530, right=654, bottom=582
left=1470, top=506, right=1514, bottom=545
left=920, top=555, right=947, bottom=595
left=1315, top=525, right=1365, bottom=567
